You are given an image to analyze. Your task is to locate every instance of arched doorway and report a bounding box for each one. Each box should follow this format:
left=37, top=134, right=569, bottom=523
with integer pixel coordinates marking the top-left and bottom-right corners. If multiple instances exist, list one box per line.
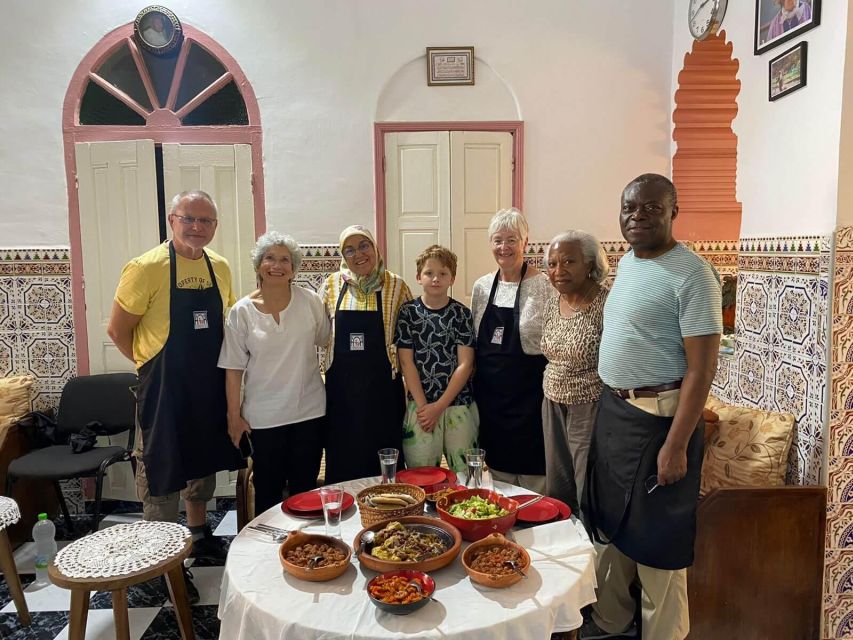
left=62, top=22, right=265, bottom=375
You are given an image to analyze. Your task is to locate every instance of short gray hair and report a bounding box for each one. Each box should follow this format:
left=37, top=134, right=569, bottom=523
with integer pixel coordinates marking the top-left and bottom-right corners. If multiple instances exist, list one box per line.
left=169, top=190, right=219, bottom=217
left=488, top=208, right=529, bottom=242
left=251, top=230, right=303, bottom=273
left=548, top=230, right=610, bottom=283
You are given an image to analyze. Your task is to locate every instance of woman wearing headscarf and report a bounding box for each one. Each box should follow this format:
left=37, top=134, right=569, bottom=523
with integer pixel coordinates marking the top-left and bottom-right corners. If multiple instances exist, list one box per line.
left=471, top=208, right=551, bottom=493
left=319, top=225, right=413, bottom=483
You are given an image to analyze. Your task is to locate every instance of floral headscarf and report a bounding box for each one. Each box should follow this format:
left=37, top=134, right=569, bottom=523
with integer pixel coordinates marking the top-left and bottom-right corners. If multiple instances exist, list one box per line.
left=338, top=225, right=387, bottom=295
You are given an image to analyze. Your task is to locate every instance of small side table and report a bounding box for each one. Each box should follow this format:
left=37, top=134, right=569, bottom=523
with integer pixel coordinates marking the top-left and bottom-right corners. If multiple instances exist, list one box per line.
left=0, top=496, right=30, bottom=626
left=49, top=521, right=195, bottom=640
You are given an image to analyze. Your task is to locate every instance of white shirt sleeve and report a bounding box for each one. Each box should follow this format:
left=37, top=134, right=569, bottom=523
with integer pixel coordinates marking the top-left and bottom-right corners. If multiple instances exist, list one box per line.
left=218, top=299, right=250, bottom=370
left=304, top=287, right=332, bottom=347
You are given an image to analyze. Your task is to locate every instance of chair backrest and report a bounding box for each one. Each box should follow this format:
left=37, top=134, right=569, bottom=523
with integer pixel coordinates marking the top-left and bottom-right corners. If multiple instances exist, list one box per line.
left=56, top=373, right=138, bottom=436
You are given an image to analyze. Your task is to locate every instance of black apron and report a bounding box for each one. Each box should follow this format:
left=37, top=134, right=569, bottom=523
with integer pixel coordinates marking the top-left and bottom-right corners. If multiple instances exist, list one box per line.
left=135, top=242, right=244, bottom=497
left=474, top=264, right=547, bottom=475
left=583, top=389, right=704, bottom=570
left=324, top=283, right=405, bottom=484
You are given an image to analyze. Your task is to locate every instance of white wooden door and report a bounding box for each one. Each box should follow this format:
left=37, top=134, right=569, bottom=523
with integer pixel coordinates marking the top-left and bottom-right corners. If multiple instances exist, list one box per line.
left=162, top=144, right=256, bottom=301
left=76, top=140, right=160, bottom=375
left=384, top=132, right=451, bottom=289
left=163, top=143, right=255, bottom=496
left=76, top=140, right=160, bottom=501
left=450, top=132, right=513, bottom=305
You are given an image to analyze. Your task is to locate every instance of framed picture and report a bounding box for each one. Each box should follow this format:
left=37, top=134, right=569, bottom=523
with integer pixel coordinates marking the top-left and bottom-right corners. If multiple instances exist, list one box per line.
left=134, top=6, right=183, bottom=55
left=754, top=0, right=820, bottom=55
left=769, top=42, right=807, bottom=101
left=426, top=47, right=475, bottom=86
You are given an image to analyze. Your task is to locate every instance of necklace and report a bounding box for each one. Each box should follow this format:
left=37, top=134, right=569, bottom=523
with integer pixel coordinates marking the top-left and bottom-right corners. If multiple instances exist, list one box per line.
left=561, top=283, right=597, bottom=313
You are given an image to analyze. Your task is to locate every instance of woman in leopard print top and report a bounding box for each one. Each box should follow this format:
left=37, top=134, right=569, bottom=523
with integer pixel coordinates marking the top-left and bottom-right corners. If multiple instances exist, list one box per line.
left=541, top=230, right=609, bottom=522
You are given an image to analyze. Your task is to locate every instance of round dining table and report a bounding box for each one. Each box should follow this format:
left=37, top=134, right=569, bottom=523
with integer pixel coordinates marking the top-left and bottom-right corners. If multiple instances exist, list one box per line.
left=218, top=476, right=597, bottom=640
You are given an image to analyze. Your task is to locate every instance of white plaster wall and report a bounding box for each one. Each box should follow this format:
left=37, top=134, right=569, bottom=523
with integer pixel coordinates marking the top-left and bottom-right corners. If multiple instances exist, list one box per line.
left=0, top=0, right=675, bottom=246
left=671, top=1, right=848, bottom=237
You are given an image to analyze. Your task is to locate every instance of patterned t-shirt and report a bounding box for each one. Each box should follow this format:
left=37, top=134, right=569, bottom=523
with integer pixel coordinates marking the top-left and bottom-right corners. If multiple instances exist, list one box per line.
left=394, top=298, right=476, bottom=406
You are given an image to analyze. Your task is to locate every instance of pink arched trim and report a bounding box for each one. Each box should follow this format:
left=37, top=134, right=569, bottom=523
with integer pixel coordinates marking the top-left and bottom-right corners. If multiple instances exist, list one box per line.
left=373, top=121, right=524, bottom=256
left=62, top=23, right=266, bottom=375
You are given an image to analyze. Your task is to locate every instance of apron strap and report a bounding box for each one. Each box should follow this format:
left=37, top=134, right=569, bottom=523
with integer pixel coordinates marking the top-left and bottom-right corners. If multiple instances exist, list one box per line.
left=167, top=241, right=220, bottom=296
left=487, top=261, right=528, bottom=311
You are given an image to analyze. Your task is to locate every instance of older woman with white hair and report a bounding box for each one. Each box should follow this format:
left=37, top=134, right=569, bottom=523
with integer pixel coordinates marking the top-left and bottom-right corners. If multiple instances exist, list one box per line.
left=541, top=230, right=609, bottom=521
left=471, top=208, right=551, bottom=493
left=218, top=231, right=331, bottom=514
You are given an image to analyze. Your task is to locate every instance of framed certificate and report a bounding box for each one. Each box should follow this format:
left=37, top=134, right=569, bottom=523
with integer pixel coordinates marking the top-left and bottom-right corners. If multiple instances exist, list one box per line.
left=427, top=47, right=475, bottom=86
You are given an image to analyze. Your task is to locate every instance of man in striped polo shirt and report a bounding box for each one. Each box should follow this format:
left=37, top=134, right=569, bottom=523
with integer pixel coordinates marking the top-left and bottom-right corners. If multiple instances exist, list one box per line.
left=581, top=174, right=721, bottom=640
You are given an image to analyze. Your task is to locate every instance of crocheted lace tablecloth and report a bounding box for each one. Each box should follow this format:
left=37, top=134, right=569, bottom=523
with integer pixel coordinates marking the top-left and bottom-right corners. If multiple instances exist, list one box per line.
left=0, top=497, right=21, bottom=531
left=54, top=521, right=190, bottom=579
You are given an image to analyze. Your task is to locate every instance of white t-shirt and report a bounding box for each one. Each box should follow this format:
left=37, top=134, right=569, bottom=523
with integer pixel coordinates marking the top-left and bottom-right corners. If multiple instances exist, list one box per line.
left=218, top=286, right=331, bottom=429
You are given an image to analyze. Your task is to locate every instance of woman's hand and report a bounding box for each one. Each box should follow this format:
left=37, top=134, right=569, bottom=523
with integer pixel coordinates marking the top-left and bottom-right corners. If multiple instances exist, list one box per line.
left=416, top=402, right=444, bottom=433
left=227, top=414, right=252, bottom=448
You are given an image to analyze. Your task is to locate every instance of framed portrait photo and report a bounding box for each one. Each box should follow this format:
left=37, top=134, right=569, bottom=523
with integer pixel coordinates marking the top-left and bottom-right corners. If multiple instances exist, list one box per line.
left=754, top=0, right=820, bottom=55
left=134, top=6, right=182, bottom=55
left=769, top=42, right=807, bottom=101
left=426, top=47, right=475, bottom=86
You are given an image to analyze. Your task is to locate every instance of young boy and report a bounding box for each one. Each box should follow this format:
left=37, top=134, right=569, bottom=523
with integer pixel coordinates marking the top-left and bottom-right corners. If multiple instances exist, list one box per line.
left=394, top=245, right=478, bottom=472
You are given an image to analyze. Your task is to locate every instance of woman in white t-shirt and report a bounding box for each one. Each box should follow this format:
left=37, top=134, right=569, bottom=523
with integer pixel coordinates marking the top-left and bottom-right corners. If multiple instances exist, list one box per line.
left=219, top=231, right=331, bottom=514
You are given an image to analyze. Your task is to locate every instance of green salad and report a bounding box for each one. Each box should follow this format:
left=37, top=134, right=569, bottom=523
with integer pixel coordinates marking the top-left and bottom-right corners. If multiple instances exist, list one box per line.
left=447, top=495, right=508, bottom=520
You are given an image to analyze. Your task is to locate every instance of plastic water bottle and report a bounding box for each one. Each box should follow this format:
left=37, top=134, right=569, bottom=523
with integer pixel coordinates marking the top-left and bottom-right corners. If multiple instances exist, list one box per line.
left=32, top=513, right=57, bottom=586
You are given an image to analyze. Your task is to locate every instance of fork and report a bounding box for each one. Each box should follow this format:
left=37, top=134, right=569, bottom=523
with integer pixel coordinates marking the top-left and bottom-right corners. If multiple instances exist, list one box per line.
left=248, top=524, right=289, bottom=542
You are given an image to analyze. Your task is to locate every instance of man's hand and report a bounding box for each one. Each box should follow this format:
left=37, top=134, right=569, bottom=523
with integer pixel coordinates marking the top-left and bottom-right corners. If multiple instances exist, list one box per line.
left=657, top=440, right=688, bottom=486
left=227, top=414, right=252, bottom=448
left=416, top=402, right=444, bottom=433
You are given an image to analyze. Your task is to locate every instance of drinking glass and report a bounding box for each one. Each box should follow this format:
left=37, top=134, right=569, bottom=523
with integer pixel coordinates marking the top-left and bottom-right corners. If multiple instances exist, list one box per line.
left=319, top=485, right=345, bottom=538
left=464, top=448, right=489, bottom=490
left=378, top=448, right=399, bottom=484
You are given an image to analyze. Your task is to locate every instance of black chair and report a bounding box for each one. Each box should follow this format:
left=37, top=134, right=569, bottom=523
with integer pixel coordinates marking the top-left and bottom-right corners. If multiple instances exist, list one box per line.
left=7, top=373, right=137, bottom=533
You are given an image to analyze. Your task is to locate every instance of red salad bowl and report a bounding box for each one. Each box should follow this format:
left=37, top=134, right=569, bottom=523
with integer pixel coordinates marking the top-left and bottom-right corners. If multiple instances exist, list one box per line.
left=435, top=488, right=519, bottom=541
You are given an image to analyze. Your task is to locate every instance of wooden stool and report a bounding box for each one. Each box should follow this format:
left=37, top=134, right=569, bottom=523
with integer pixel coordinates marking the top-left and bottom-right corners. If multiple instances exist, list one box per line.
left=48, top=522, right=195, bottom=640
left=0, top=497, right=31, bottom=626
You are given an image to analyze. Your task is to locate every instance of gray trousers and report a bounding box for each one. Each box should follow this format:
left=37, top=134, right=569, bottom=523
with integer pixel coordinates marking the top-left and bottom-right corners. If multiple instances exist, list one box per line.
left=542, top=397, right=596, bottom=522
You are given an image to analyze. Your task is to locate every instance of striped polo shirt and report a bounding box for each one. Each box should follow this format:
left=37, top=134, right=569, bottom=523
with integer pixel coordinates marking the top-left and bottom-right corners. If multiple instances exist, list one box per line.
left=598, top=243, right=722, bottom=390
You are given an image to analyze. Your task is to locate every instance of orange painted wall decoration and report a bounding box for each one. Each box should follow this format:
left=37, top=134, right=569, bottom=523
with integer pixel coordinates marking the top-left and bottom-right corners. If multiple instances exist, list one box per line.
left=672, top=31, right=742, bottom=241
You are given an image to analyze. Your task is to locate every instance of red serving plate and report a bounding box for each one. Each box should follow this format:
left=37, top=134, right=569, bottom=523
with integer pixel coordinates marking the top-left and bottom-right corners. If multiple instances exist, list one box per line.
left=282, top=490, right=355, bottom=513
left=514, top=495, right=571, bottom=523
left=396, top=467, right=447, bottom=487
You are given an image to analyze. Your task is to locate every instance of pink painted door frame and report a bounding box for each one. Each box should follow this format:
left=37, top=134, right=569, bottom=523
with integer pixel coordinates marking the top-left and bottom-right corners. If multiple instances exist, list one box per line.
left=373, top=121, right=524, bottom=256
left=62, top=23, right=265, bottom=375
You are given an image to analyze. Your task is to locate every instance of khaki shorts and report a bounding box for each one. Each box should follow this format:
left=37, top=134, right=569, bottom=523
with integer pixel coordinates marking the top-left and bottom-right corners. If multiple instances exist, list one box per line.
left=134, top=425, right=216, bottom=522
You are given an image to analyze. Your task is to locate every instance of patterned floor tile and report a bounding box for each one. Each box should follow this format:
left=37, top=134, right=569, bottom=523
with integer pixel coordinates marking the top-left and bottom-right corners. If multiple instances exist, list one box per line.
left=141, top=604, right=220, bottom=640
left=0, top=610, right=69, bottom=639
left=54, top=607, right=160, bottom=640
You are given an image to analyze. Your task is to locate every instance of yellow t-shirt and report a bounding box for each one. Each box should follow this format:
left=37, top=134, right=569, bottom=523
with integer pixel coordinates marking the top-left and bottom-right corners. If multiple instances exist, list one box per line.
left=115, top=242, right=236, bottom=369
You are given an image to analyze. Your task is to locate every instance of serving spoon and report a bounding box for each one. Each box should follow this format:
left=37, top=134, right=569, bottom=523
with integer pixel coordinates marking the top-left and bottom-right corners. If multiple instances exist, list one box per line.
left=356, top=530, right=376, bottom=557
left=503, top=560, right=528, bottom=579
left=408, top=579, right=438, bottom=603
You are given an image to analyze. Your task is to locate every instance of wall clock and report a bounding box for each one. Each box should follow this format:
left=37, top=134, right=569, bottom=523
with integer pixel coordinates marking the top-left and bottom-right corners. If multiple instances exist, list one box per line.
left=689, top=0, right=728, bottom=40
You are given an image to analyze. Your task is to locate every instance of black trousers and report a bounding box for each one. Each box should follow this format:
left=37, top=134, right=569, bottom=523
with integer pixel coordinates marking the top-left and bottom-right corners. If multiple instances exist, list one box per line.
left=251, top=416, right=324, bottom=514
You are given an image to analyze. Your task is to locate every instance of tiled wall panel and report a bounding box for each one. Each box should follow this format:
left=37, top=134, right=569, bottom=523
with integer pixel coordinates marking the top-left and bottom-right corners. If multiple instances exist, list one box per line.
left=826, top=227, right=853, bottom=639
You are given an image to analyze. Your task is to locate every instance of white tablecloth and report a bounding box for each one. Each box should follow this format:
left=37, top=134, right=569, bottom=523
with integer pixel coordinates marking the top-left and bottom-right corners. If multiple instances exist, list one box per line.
left=218, top=478, right=597, bottom=640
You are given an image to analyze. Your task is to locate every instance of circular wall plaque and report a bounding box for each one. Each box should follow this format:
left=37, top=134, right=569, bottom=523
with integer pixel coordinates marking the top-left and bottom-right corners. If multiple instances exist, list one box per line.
left=134, top=6, right=182, bottom=55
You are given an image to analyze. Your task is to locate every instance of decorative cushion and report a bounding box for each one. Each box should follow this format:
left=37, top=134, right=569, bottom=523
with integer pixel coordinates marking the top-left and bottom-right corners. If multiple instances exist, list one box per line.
left=0, top=376, right=34, bottom=430
left=701, top=395, right=796, bottom=497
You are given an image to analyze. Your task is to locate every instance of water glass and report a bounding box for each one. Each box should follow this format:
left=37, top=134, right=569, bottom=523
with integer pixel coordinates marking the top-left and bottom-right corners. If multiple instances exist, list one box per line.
left=464, top=448, right=487, bottom=490
left=378, top=448, right=399, bottom=484
left=319, top=485, right=345, bottom=538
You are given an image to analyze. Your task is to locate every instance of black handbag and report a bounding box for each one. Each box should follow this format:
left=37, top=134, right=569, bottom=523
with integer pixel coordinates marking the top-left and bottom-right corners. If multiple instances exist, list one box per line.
left=17, top=410, right=65, bottom=448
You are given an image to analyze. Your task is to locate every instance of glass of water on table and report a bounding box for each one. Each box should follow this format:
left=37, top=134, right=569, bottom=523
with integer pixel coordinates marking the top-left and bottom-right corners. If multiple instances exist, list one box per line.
left=378, top=448, right=398, bottom=484
left=319, top=485, right=345, bottom=538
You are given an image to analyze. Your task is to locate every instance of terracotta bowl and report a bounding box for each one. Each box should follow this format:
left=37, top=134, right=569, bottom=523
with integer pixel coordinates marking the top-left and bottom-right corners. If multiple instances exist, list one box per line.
left=424, top=483, right=466, bottom=506
left=436, top=489, right=519, bottom=541
left=461, top=532, right=531, bottom=588
left=278, top=531, right=351, bottom=582
left=367, top=570, right=436, bottom=615
left=353, top=515, right=462, bottom=574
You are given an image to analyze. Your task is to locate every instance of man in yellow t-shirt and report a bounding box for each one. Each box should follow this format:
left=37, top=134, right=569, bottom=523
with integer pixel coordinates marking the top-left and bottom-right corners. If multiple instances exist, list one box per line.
left=108, top=190, right=244, bottom=600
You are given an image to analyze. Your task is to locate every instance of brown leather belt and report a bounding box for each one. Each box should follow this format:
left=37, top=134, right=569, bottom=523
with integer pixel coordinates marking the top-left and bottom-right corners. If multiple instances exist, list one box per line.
left=609, top=380, right=682, bottom=399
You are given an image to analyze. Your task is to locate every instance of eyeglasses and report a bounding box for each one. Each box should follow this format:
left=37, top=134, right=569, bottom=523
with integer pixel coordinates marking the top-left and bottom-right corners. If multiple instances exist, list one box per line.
left=492, top=237, right=520, bottom=248
left=644, top=475, right=660, bottom=494
left=171, top=214, right=217, bottom=228
left=342, top=240, right=373, bottom=259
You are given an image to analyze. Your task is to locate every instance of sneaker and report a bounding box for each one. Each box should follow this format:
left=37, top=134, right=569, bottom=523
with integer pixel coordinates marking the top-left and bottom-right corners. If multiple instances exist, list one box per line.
left=190, top=525, right=228, bottom=561
left=160, top=566, right=200, bottom=605
left=579, top=617, right=637, bottom=639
